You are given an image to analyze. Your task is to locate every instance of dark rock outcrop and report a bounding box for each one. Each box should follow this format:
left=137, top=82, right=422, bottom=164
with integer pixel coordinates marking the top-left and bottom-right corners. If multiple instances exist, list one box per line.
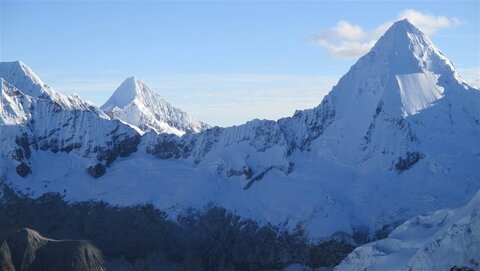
left=87, top=164, right=107, bottom=179
left=0, top=186, right=367, bottom=270
left=394, top=151, right=424, bottom=172
left=0, top=228, right=104, bottom=271
left=15, top=163, right=31, bottom=178
left=0, top=241, right=15, bottom=271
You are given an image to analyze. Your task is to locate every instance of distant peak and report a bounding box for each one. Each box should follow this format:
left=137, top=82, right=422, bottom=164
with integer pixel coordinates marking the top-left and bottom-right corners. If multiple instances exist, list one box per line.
left=101, top=76, right=155, bottom=109
left=117, top=76, right=148, bottom=95
left=15, top=60, right=27, bottom=68
left=1, top=60, right=24, bottom=66
left=0, top=60, right=51, bottom=98
left=367, top=18, right=434, bottom=70
left=125, top=76, right=139, bottom=83
left=387, top=18, right=422, bottom=34
left=0, top=60, right=40, bottom=80
left=392, top=18, right=414, bottom=27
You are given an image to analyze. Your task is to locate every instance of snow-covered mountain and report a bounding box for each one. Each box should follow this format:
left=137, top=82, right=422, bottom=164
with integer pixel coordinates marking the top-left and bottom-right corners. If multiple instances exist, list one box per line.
left=101, top=76, right=209, bottom=135
left=0, top=19, right=479, bottom=268
left=0, top=62, right=141, bottom=179
left=335, top=189, right=480, bottom=271
left=0, top=61, right=97, bottom=111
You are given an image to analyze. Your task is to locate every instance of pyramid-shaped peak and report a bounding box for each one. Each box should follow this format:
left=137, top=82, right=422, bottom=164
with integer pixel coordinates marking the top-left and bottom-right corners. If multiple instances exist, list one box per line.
left=326, top=17, right=465, bottom=125
left=0, top=60, right=60, bottom=101
left=361, top=18, right=449, bottom=76
left=121, top=76, right=148, bottom=94
left=0, top=60, right=28, bottom=70
left=0, top=61, right=46, bottom=91
left=388, top=19, right=420, bottom=33
left=102, top=76, right=154, bottom=109
left=101, top=76, right=209, bottom=135
left=124, top=75, right=140, bottom=84
left=0, top=61, right=92, bottom=110
left=372, top=19, right=429, bottom=52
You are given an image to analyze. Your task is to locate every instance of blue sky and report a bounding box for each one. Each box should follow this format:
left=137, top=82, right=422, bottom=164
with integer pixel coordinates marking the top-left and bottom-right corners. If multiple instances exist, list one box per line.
left=1, top=0, right=479, bottom=126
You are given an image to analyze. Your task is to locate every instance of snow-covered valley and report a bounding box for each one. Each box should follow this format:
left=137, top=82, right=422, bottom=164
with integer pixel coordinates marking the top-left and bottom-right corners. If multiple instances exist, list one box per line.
left=0, top=19, right=479, bottom=270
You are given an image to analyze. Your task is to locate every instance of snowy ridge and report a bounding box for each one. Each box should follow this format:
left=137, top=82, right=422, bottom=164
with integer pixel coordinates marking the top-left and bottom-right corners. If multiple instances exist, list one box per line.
left=0, top=61, right=99, bottom=111
left=101, top=76, right=209, bottom=135
left=0, top=73, right=141, bottom=179
left=314, top=19, right=478, bottom=166
left=0, top=19, right=479, bottom=248
left=335, top=189, right=480, bottom=271
left=0, top=78, right=29, bottom=125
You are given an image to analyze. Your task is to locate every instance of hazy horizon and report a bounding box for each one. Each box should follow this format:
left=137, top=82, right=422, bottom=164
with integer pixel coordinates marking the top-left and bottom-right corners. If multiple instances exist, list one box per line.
left=1, top=0, right=479, bottom=127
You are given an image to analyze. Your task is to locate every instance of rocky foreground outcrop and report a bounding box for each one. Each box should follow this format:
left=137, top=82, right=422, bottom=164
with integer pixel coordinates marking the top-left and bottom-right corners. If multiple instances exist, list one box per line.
left=0, top=228, right=104, bottom=271
left=0, top=186, right=367, bottom=270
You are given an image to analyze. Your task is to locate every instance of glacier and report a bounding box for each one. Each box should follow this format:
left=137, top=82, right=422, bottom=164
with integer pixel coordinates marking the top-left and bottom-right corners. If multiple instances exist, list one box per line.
left=335, top=190, right=480, bottom=270
left=0, top=19, right=479, bottom=269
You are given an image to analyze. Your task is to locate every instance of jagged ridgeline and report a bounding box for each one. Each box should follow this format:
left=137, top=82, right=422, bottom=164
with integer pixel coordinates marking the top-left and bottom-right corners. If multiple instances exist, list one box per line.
left=101, top=76, right=210, bottom=136
left=0, top=186, right=366, bottom=270
left=1, top=19, right=480, bottom=270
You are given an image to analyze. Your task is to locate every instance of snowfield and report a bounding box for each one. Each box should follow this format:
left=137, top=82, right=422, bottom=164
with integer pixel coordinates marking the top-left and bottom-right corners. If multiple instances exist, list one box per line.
left=336, top=190, right=480, bottom=270
left=0, top=19, right=479, bottom=268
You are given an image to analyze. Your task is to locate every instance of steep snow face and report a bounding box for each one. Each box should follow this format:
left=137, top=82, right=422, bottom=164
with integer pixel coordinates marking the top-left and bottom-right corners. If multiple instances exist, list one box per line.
left=0, top=61, right=97, bottom=111
left=101, top=77, right=209, bottom=135
left=395, top=72, right=444, bottom=116
left=0, top=19, right=479, bottom=245
left=335, top=190, right=480, bottom=271
left=0, top=74, right=141, bottom=179
left=314, top=19, right=479, bottom=167
left=0, top=78, right=30, bottom=125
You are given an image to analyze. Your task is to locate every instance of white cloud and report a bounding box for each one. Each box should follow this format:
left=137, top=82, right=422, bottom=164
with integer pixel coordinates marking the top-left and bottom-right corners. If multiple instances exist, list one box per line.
left=311, top=9, right=461, bottom=58
left=314, top=39, right=375, bottom=58
left=49, top=73, right=338, bottom=127
left=146, top=73, right=338, bottom=126
left=316, top=20, right=367, bottom=41
left=458, top=67, right=480, bottom=88
left=399, top=9, right=460, bottom=35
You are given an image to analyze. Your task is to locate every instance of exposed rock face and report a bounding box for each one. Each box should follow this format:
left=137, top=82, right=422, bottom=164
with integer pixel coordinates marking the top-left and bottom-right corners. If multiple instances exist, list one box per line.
left=14, top=163, right=31, bottom=178
left=394, top=151, right=424, bottom=172
left=0, top=19, right=479, bottom=271
left=0, top=187, right=373, bottom=270
left=0, top=228, right=104, bottom=271
left=0, top=241, right=15, bottom=271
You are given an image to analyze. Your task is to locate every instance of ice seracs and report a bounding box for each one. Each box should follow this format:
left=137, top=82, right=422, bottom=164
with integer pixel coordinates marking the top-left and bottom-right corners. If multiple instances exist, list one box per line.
left=101, top=76, right=209, bottom=136
left=335, top=189, right=480, bottom=271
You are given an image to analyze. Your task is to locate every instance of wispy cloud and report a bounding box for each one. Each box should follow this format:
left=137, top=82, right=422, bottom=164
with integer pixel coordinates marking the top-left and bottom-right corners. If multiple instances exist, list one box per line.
left=310, top=9, right=461, bottom=58
left=145, top=74, right=338, bottom=126
left=459, top=67, right=480, bottom=88
left=314, top=39, right=376, bottom=58
left=315, top=21, right=367, bottom=41
left=45, top=73, right=338, bottom=127
left=398, top=9, right=460, bottom=35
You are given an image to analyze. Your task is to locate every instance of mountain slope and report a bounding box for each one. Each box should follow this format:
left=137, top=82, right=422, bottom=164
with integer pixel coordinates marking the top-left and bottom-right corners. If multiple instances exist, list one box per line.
left=101, top=76, right=209, bottom=135
left=335, top=189, right=480, bottom=271
left=0, top=65, right=141, bottom=179
left=0, top=228, right=104, bottom=271
left=310, top=19, right=479, bottom=167
left=0, top=61, right=97, bottom=111
left=0, top=18, right=479, bottom=249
